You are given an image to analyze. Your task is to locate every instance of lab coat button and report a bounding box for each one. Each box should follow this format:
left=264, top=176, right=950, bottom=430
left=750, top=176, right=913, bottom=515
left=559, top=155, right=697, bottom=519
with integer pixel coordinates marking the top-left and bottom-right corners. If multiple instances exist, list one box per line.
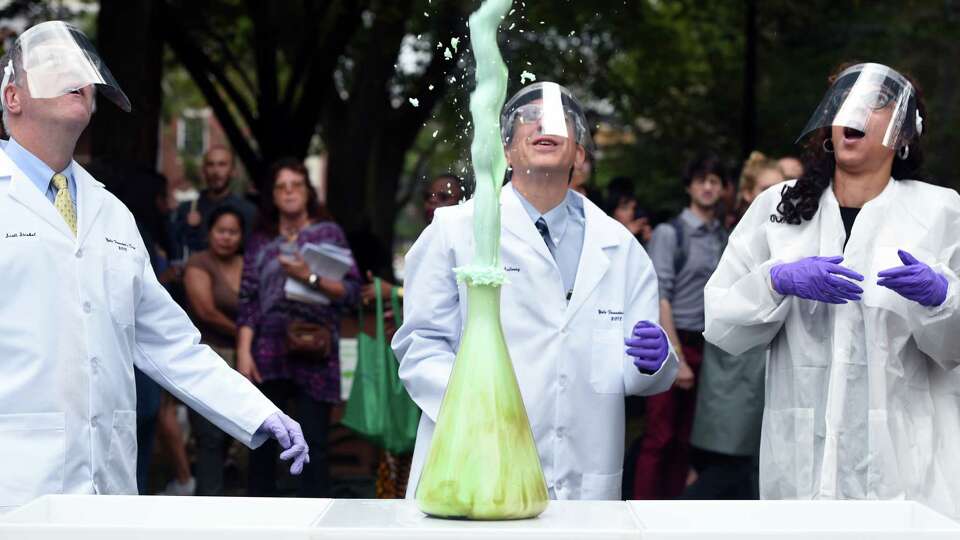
left=83, top=302, right=92, bottom=314
left=559, top=375, right=568, bottom=388
left=557, top=427, right=565, bottom=439
left=75, top=249, right=83, bottom=258
left=91, top=357, right=99, bottom=371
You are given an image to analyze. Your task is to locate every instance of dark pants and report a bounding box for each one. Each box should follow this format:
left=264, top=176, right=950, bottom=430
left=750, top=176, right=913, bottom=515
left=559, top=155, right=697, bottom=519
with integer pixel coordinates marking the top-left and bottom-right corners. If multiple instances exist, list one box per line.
left=189, top=410, right=229, bottom=495
left=134, top=367, right=162, bottom=495
left=248, top=379, right=331, bottom=497
left=677, top=448, right=759, bottom=500
left=633, top=331, right=703, bottom=499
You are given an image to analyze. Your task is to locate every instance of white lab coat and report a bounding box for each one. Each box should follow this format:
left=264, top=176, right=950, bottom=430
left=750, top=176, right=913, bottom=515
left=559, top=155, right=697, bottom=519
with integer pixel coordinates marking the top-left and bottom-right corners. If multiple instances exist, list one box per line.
left=704, top=178, right=960, bottom=519
left=394, top=185, right=678, bottom=501
left=0, top=148, right=278, bottom=511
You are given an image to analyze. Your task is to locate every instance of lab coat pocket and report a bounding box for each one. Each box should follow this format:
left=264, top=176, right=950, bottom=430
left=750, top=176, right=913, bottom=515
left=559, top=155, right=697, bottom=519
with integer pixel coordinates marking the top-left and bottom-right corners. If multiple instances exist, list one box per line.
left=590, top=328, right=624, bottom=394
left=760, top=408, right=814, bottom=499
left=0, top=412, right=66, bottom=508
left=104, top=410, right=138, bottom=494
left=105, top=255, right=143, bottom=327
left=580, top=470, right=622, bottom=500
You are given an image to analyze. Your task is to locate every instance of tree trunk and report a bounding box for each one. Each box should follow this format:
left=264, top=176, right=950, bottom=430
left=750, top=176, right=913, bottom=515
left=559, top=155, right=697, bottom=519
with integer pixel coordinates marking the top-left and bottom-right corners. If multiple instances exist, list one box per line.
left=741, top=0, right=757, bottom=159
left=90, top=0, right=163, bottom=169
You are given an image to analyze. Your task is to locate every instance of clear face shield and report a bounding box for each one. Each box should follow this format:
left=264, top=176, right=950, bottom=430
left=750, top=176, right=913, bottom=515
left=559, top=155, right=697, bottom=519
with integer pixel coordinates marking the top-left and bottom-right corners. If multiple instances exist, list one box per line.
left=2, top=21, right=131, bottom=112
left=797, top=63, right=920, bottom=149
left=500, top=82, right=594, bottom=153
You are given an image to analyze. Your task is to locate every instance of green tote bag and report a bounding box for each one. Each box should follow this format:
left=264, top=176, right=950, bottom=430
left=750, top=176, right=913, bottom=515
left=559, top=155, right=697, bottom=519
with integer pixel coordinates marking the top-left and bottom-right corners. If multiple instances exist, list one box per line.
left=342, top=278, right=420, bottom=454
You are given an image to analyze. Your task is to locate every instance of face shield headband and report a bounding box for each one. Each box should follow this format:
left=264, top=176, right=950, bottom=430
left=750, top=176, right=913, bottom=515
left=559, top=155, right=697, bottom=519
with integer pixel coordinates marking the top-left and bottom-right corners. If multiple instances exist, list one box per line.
left=4, top=20, right=130, bottom=112
left=797, top=63, right=920, bottom=150
left=500, top=82, right=594, bottom=153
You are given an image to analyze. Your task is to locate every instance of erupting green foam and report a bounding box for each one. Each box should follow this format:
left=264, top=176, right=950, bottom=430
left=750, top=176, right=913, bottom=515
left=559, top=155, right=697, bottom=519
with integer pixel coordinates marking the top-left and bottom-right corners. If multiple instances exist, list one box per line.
left=415, top=0, right=548, bottom=521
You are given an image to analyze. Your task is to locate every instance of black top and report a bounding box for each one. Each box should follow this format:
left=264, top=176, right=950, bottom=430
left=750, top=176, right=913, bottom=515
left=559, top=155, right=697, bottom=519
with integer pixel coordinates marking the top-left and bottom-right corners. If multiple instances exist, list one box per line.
left=839, top=206, right=861, bottom=249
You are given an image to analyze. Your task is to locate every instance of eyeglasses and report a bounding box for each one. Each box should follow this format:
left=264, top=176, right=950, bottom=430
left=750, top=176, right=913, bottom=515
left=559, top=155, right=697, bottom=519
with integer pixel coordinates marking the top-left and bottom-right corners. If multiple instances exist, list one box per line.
left=836, top=86, right=897, bottom=111
left=423, top=190, right=459, bottom=204
left=511, top=103, right=578, bottom=125
left=273, top=180, right=306, bottom=192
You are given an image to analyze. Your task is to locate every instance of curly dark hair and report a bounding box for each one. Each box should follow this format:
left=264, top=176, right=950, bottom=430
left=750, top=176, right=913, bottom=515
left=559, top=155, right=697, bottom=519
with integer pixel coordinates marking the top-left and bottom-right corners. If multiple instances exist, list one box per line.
left=773, top=63, right=927, bottom=224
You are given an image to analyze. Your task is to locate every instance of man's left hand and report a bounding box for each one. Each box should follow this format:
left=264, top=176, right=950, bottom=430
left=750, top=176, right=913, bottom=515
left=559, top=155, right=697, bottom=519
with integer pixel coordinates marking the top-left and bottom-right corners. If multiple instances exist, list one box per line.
left=256, top=412, right=310, bottom=475
left=877, top=249, right=948, bottom=307
left=625, top=320, right=669, bottom=374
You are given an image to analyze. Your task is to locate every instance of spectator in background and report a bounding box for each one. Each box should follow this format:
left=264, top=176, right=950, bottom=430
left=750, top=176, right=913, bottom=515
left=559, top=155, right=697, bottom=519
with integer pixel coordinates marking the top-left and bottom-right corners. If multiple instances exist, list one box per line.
left=680, top=152, right=784, bottom=500
left=733, top=152, right=787, bottom=227
left=172, top=145, right=257, bottom=260
left=363, top=174, right=465, bottom=306
left=182, top=206, right=247, bottom=495
left=237, top=158, right=361, bottom=497
left=777, top=155, right=804, bottom=180
left=634, top=152, right=728, bottom=499
left=422, top=173, right=465, bottom=226
left=602, top=176, right=653, bottom=244
left=570, top=151, right=594, bottom=198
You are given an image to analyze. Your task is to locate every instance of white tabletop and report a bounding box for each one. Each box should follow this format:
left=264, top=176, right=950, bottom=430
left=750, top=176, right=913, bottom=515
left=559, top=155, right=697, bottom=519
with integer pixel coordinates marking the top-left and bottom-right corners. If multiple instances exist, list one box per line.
left=1, top=495, right=958, bottom=539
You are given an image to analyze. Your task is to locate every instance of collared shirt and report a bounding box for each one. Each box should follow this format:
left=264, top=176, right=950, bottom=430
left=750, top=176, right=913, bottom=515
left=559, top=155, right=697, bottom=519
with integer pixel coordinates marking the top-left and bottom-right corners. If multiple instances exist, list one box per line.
left=647, top=207, right=725, bottom=332
left=4, top=137, right=77, bottom=212
left=512, top=184, right=585, bottom=299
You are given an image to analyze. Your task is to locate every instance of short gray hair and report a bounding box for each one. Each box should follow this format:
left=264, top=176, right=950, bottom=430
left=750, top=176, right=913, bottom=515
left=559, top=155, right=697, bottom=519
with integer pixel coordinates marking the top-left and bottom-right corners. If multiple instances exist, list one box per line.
left=1, top=42, right=23, bottom=132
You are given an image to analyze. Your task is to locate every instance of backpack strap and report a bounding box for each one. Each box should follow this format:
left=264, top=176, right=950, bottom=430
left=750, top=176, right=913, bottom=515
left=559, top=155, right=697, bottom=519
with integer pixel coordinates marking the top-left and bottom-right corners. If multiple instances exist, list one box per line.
left=669, top=216, right=688, bottom=276
left=670, top=215, right=728, bottom=275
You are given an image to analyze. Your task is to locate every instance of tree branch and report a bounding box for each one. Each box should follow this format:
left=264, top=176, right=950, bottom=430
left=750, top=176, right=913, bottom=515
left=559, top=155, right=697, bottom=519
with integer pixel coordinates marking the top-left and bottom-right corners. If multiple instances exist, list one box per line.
left=162, top=2, right=259, bottom=134
left=392, top=1, right=470, bottom=143
left=247, top=0, right=279, bottom=144
left=289, top=0, right=368, bottom=146
left=281, top=0, right=326, bottom=110
left=161, top=2, right=261, bottom=177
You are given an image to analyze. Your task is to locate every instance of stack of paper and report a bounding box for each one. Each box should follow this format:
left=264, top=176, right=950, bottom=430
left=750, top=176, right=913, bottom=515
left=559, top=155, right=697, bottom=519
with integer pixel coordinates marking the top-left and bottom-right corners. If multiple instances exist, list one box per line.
left=284, top=243, right=355, bottom=305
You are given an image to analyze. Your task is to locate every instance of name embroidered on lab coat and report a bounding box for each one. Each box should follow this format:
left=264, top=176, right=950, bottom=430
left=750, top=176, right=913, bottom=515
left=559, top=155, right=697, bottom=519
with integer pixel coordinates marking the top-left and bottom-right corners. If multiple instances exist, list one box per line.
left=105, top=237, right=136, bottom=251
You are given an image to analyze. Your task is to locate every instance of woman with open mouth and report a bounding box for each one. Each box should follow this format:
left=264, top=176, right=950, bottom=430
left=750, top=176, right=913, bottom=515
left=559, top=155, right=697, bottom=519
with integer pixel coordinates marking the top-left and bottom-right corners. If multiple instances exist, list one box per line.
left=702, top=62, right=960, bottom=520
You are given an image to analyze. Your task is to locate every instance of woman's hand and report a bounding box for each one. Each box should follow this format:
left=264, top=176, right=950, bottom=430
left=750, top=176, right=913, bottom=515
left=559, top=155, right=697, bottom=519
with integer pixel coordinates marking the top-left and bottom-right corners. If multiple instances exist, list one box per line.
left=237, top=349, right=262, bottom=384
left=673, top=359, right=696, bottom=390
left=361, top=270, right=395, bottom=305
left=279, top=253, right=312, bottom=283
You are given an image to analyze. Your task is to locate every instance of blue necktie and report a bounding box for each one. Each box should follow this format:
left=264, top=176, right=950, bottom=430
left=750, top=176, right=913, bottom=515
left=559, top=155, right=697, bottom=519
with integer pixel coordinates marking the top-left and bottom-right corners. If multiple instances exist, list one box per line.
left=535, top=217, right=553, bottom=253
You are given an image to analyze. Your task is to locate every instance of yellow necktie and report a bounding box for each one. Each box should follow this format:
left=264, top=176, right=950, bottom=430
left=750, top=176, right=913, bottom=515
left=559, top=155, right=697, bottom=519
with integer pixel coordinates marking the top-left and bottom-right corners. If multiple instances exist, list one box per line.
left=51, top=173, right=77, bottom=236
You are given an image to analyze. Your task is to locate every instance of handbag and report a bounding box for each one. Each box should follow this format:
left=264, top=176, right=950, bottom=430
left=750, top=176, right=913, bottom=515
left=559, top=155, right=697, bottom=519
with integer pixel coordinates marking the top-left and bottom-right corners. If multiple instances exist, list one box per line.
left=285, top=319, right=332, bottom=363
left=342, top=278, right=420, bottom=454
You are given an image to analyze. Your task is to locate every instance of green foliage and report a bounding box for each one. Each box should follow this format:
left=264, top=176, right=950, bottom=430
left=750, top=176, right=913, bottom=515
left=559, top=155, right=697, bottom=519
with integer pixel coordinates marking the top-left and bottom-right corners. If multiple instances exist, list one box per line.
left=408, top=0, right=959, bottom=226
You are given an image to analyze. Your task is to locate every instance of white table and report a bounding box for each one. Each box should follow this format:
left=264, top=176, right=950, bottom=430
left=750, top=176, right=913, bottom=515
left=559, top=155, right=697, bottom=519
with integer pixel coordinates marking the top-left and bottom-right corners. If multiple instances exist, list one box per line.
left=1, top=496, right=957, bottom=539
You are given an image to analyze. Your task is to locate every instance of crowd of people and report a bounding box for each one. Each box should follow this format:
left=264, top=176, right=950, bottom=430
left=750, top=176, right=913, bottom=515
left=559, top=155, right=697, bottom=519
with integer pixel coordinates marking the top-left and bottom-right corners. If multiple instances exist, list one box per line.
left=1, top=19, right=958, bottom=523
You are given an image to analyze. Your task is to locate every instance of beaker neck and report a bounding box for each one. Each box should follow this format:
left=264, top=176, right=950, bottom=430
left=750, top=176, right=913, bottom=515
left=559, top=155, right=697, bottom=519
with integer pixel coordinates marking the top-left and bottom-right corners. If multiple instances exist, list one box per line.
left=465, top=283, right=502, bottom=318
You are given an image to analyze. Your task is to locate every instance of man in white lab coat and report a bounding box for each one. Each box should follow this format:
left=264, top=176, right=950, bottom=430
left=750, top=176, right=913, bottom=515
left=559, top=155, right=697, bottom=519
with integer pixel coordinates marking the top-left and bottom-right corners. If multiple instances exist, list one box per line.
left=0, top=21, right=308, bottom=511
left=394, top=82, right=679, bottom=500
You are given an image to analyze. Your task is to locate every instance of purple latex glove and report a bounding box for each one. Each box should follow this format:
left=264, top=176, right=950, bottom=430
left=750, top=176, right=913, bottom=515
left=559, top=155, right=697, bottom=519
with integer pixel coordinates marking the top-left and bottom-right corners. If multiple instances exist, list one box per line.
left=256, top=412, right=310, bottom=475
left=770, top=256, right=864, bottom=304
left=625, top=320, right=669, bottom=374
left=877, top=249, right=948, bottom=307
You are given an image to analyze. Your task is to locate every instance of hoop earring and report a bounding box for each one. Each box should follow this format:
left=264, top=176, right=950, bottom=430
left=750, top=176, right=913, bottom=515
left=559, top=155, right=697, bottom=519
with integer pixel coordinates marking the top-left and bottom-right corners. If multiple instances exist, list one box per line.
left=898, top=145, right=910, bottom=160
left=822, top=139, right=834, bottom=153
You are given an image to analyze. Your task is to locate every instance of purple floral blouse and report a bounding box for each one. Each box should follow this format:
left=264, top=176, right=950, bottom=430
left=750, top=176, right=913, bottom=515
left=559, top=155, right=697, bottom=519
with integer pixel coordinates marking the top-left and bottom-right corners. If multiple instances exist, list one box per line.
left=237, top=221, right=361, bottom=403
